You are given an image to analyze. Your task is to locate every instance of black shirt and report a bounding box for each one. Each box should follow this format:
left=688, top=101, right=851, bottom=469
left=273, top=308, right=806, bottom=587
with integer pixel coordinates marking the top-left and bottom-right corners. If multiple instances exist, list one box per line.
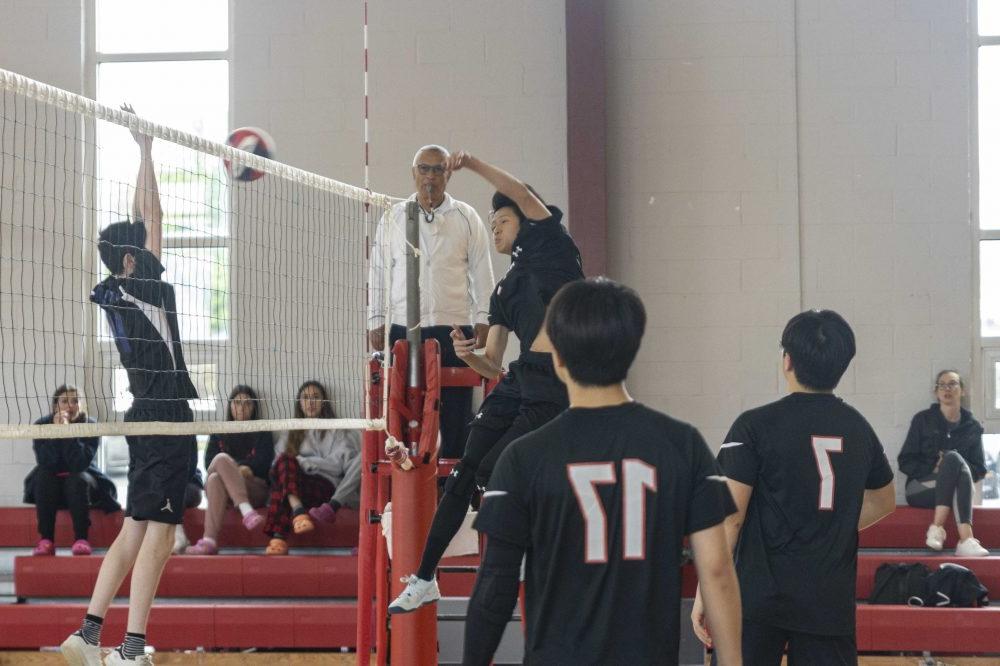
left=487, top=206, right=582, bottom=404
left=898, top=405, right=986, bottom=482
left=717, top=392, right=894, bottom=636
left=475, top=402, right=735, bottom=665
left=206, top=431, right=275, bottom=481
left=32, top=413, right=100, bottom=474
left=91, top=274, right=198, bottom=421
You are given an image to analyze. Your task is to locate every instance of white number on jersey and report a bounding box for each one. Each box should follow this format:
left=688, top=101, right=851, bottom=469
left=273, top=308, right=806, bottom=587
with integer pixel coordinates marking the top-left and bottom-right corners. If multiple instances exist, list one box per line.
left=811, top=436, right=843, bottom=510
left=568, top=459, right=658, bottom=563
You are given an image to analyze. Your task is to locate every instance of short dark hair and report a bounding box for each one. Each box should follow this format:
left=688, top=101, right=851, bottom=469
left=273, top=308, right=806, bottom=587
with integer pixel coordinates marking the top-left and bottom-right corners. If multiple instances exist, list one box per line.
left=227, top=384, right=261, bottom=421
left=545, top=278, right=646, bottom=387
left=780, top=310, right=856, bottom=391
left=98, top=220, right=146, bottom=274
left=934, top=369, right=964, bottom=390
left=491, top=185, right=545, bottom=224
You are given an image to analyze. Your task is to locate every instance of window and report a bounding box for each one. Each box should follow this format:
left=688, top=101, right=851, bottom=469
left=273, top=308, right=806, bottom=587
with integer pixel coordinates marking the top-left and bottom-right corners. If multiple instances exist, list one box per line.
left=978, top=2, right=1000, bottom=424
left=87, top=1, right=231, bottom=482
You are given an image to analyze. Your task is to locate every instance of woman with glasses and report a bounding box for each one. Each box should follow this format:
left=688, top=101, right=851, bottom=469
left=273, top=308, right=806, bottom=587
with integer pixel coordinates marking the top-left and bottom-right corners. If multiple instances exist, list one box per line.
left=898, top=370, right=989, bottom=556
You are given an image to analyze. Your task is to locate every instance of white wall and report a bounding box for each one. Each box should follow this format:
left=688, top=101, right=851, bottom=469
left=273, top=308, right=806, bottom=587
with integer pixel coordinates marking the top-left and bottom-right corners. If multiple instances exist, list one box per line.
left=607, top=0, right=974, bottom=497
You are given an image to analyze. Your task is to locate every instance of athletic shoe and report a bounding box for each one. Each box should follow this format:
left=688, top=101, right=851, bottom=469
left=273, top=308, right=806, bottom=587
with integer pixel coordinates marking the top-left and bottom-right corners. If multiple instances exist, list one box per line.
left=172, top=528, right=190, bottom=554
left=71, top=539, right=92, bottom=556
left=242, top=511, right=264, bottom=531
left=59, top=632, right=103, bottom=665
left=184, top=538, right=218, bottom=555
left=956, top=537, right=989, bottom=557
left=308, top=502, right=337, bottom=525
left=104, top=647, right=154, bottom=664
left=926, top=524, right=946, bottom=551
left=32, top=538, right=55, bottom=556
left=388, top=574, right=440, bottom=614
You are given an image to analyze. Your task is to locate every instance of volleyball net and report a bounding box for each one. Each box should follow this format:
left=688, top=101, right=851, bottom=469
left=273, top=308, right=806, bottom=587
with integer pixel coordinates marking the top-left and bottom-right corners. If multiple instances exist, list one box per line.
left=0, top=68, right=399, bottom=439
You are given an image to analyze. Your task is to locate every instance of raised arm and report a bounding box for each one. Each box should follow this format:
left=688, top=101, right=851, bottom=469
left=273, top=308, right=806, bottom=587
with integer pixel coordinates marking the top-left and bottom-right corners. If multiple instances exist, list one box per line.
left=445, top=151, right=549, bottom=221
left=122, top=103, right=162, bottom=259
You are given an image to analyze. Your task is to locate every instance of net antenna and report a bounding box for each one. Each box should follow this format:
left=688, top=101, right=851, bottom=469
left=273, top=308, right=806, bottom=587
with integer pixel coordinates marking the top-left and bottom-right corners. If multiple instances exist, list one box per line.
left=0, top=67, right=398, bottom=440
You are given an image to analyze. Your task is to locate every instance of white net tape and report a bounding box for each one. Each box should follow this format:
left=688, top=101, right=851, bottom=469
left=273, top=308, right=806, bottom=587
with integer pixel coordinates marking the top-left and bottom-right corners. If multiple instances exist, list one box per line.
left=0, top=68, right=396, bottom=439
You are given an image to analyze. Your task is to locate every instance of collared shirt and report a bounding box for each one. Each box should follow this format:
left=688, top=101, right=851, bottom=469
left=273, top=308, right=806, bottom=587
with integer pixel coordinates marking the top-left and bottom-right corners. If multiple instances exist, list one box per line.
left=368, top=192, right=495, bottom=328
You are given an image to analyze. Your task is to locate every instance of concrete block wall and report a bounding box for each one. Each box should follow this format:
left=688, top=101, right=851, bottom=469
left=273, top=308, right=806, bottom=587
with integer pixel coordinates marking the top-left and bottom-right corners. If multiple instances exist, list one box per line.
left=607, top=0, right=975, bottom=496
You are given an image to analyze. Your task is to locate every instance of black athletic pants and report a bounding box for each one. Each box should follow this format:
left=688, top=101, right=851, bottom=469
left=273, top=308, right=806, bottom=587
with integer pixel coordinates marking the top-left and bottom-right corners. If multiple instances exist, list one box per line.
left=390, top=324, right=473, bottom=460
left=34, top=469, right=92, bottom=541
left=905, top=449, right=975, bottom=525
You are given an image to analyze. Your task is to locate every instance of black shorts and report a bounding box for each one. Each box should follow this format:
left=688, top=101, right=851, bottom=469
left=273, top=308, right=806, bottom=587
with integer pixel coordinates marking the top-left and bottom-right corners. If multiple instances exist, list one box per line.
left=463, top=383, right=566, bottom=487
left=712, top=620, right=855, bottom=666
left=125, top=433, right=197, bottom=525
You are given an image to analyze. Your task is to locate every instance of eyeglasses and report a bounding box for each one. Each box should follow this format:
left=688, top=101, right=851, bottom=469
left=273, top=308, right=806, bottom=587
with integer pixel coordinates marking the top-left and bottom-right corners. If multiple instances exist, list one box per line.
left=935, top=382, right=961, bottom=391
left=415, top=163, right=446, bottom=175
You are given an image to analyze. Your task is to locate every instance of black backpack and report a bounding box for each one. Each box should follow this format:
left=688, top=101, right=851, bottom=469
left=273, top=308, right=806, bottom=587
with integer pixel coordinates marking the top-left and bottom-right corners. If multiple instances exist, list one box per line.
left=869, top=562, right=931, bottom=605
left=923, top=563, right=989, bottom=607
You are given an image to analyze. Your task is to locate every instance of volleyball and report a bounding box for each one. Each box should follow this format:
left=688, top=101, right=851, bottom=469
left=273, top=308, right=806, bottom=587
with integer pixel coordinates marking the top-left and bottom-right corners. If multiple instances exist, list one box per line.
left=224, top=126, right=275, bottom=181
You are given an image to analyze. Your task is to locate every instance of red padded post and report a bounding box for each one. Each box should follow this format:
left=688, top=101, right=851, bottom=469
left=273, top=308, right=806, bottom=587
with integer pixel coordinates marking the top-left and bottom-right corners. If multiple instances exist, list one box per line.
left=357, top=354, right=385, bottom=664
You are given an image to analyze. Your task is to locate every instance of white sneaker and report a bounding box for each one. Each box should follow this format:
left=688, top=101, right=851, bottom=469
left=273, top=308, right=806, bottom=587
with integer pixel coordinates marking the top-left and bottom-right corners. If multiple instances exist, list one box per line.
left=926, top=524, right=946, bottom=551
left=956, top=537, right=989, bottom=557
left=388, top=574, right=440, bottom=614
left=172, top=528, right=189, bottom=555
left=59, top=633, right=104, bottom=666
left=104, top=647, right=154, bottom=664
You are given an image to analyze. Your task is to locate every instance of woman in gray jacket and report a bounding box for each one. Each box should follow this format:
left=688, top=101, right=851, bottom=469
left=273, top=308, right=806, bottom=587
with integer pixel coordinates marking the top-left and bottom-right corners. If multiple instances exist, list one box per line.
left=263, top=380, right=361, bottom=555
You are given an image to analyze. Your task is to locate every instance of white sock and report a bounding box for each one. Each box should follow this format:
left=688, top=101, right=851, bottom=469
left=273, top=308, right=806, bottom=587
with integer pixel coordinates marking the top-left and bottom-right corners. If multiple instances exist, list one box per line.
left=238, top=502, right=254, bottom=517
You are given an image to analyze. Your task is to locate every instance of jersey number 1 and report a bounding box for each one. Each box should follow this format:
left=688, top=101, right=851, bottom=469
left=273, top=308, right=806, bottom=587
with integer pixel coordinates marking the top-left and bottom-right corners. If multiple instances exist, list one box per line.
left=568, top=460, right=657, bottom=563
left=812, top=436, right=843, bottom=510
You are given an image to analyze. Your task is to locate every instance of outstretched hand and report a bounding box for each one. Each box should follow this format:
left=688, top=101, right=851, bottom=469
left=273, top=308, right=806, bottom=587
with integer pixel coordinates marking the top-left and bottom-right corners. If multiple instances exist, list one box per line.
left=120, top=103, right=152, bottom=153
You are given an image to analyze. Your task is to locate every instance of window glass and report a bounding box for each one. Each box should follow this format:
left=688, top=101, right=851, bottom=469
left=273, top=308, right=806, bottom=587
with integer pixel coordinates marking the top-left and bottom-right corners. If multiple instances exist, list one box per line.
left=982, top=241, right=1000, bottom=337
left=980, top=48, right=1000, bottom=230
left=97, top=0, right=228, bottom=54
left=981, top=0, right=1000, bottom=36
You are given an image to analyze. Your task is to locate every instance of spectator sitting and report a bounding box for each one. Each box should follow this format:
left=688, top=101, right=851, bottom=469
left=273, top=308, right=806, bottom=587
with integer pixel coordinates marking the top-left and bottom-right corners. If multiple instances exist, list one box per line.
left=24, top=385, right=120, bottom=556
left=898, top=370, right=989, bottom=557
left=185, top=385, right=274, bottom=555
left=264, top=380, right=361, bottom=555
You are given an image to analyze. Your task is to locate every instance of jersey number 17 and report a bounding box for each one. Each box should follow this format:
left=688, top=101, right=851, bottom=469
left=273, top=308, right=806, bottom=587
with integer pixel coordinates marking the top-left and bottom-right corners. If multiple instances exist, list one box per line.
left=568, top=459, right=657, bottom=564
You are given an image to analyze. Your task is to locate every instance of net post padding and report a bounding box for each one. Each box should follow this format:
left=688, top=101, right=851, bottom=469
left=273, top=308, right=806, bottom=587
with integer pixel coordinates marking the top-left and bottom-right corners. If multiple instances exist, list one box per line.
left=356, top=354, right=385, bottom=663
left=388, top=338, right=440, bottom=666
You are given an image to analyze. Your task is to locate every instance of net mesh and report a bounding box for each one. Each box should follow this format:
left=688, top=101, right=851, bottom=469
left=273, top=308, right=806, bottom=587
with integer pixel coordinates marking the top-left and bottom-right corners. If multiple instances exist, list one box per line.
left=0, top=68, right=395, bottom=438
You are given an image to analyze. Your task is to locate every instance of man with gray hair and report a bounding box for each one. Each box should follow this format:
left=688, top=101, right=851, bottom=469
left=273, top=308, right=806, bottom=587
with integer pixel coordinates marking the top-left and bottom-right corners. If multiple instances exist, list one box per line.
left=366, top=145, right=495, bottom=460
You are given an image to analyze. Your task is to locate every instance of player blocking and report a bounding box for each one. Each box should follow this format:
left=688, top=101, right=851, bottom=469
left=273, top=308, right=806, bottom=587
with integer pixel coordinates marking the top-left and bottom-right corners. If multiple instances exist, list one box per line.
left=464, top=278, right=743, bottom=666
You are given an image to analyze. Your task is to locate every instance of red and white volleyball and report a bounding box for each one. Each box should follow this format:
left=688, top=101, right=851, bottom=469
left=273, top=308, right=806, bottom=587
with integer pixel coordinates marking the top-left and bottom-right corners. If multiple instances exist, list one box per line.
left=224, top=127, right=275, bottom=181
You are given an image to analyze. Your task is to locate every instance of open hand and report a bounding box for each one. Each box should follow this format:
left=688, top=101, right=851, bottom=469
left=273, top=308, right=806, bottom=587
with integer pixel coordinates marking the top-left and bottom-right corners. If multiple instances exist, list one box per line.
left=120, top=103, right=152, bottom=152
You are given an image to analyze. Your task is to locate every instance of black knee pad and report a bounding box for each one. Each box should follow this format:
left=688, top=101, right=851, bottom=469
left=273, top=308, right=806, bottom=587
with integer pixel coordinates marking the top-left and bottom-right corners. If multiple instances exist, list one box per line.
left=444, top=462, right=478, bottom=499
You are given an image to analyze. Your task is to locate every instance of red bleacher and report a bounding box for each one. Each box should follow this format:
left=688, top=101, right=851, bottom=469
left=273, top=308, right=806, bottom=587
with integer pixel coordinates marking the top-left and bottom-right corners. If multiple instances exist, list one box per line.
left=0, top=506, right=360, bottom=549
left=2, top=506, right=999, bottom=654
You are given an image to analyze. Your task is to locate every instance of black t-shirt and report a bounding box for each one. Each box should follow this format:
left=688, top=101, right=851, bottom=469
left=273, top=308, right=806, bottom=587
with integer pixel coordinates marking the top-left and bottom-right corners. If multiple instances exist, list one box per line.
left=487, top=206, right=584, bottom=360
left=475, top=402, right=735, bottom=665
left=91, top=275, right=198, bottom=421
left=717, top=392, right=894, bottom=636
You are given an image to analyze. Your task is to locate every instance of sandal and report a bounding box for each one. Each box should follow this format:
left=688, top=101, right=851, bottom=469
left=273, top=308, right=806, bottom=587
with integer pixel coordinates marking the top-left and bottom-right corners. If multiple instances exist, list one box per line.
left=292, top=513, right=315, bottom=534
left=266, top=538, right=289, bottom=556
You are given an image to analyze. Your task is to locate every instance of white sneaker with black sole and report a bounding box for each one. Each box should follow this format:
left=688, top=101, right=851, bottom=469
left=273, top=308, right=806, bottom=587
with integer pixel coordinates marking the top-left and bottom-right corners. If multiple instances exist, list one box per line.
left=388, top=574, right=440, bottom=614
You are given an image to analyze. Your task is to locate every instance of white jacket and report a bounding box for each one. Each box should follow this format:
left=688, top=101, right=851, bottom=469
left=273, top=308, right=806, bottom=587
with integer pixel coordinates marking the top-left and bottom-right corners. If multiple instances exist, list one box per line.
left=274, top=428, right=361, bottom=487
left=367, top=192, right=495, bottom=329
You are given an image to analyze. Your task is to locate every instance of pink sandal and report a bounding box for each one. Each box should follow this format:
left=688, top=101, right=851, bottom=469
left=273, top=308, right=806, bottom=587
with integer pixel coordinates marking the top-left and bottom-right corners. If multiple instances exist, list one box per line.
left=242, top=511, right=264, bottom=531
left=184, top=538, right=218, bottom=555
left=32, top=539, right=55, bottom=556
left=71, top=539, right=92, bottom=556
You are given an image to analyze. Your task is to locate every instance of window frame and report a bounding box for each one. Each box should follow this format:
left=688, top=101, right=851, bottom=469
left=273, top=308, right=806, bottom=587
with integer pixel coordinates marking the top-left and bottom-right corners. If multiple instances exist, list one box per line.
left=974, top=1, right=1000, bottom=429
left=82, top=0, right=234, bottom=426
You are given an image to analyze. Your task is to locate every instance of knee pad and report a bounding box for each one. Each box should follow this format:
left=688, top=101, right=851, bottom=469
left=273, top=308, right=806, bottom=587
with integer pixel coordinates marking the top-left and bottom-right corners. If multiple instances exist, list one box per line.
left=444, top=462, right=478, bottom=499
